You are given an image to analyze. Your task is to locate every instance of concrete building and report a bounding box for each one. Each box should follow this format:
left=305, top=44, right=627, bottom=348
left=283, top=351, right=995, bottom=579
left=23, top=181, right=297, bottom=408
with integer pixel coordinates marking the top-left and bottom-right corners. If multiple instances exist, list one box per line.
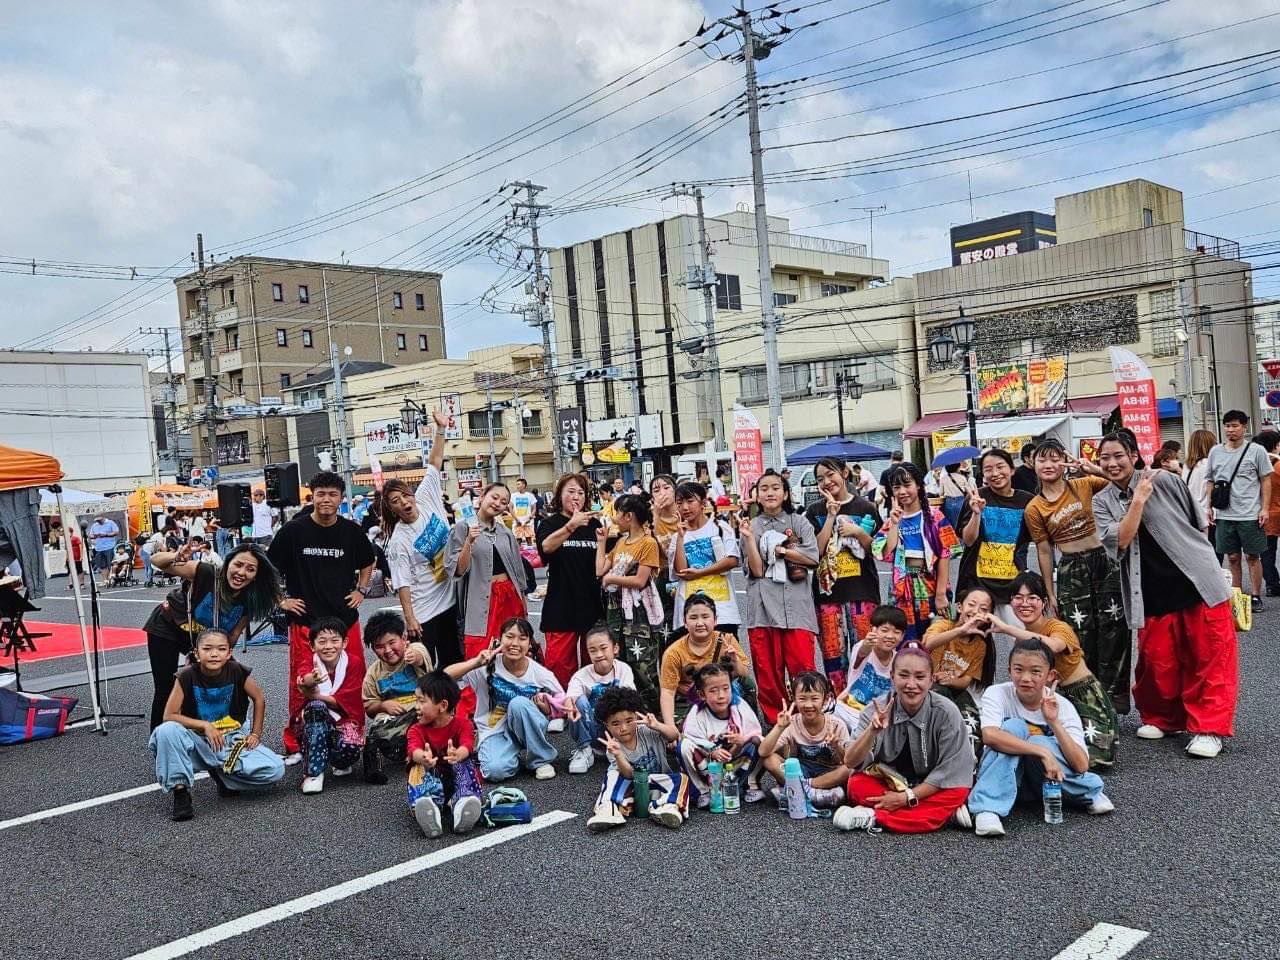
left=1255, top=299, right=1280, bottom=427
left=284, top=344, right=555, bottom=497
left=173, top=256, right=446, bottom=472
left=908, top=179, right=1254, bottom=454
left=548, top=207, right=889, bottom=479
left=0, top=351, right=157, bottom=492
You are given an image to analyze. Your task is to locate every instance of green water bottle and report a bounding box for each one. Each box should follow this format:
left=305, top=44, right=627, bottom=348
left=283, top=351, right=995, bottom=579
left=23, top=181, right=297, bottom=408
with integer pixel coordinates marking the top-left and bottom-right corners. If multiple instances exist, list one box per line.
left=632, top=762, right=651, bottom=817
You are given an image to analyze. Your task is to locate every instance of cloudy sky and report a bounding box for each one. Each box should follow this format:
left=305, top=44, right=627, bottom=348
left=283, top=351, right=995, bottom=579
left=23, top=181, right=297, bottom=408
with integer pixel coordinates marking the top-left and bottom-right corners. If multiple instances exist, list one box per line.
left=2, top=0, right=1278, bottom=369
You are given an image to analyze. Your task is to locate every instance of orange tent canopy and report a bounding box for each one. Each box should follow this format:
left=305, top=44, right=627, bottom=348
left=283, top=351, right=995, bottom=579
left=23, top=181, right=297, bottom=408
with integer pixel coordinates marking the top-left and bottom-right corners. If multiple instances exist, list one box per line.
left=0, top=443, right=63, bottom=492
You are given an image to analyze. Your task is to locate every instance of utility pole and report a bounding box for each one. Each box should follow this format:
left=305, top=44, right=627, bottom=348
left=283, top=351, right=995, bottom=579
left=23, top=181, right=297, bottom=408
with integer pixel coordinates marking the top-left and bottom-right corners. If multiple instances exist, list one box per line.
left=484, top=379, right=499, bottom=484
left=196, top=234, right=217, bottom=468
left=720, top=11, right=785, bottom=470
left=510, top=181, right=564, bottom=474
left=511, top=389, right=526, bottom=477
left=630, top=363, right=645, bottom=484
left=669, top=183, right=726, bottom=452
left=1178, top=278, right=1197, bottom=435
left=324, top=271, right=355, bottom=502
left=141, top=325, right=179, bottom=455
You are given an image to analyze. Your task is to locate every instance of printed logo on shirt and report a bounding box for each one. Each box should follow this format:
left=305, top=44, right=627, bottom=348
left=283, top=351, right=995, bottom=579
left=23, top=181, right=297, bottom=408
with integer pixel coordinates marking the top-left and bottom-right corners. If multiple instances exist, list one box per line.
left=976, top=504, right=1023, bottom=582
left=842, top=660, right=893, bottom=711
left=833, top=551, right=862, bottom=579
left=192, top=682, right=235, bottom=726
left=189, top=592, right=246, bottom=634
left=302, top=547, right=346, bottom=559
left=413, top=515, right=450, bottom=584
left=487, top=672, right=543, bottom=729
left=683, top=535, right=730, bottom=601
left=377, top=665, right=421, bottom=705
left=793, top=741, right=841, bottom=772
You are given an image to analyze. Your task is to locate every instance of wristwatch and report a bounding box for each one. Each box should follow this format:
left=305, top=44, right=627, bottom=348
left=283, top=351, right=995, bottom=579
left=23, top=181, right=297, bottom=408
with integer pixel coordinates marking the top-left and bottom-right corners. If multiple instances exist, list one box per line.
left=357, top=585, right=371, bottom=597
left=904, top=787, right=919, bottom=808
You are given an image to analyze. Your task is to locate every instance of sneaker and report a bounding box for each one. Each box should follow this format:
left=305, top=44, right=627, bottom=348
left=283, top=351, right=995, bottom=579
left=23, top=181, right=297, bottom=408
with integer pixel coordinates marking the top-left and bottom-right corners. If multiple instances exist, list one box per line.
left=1267, top=586, right=1280, bottom=598
left=413, top=797, right=444, bottom=838
left=568, top=746, right=595, bottom=774
left=695, top=793, right=711, bottom=810
left=974, top=812, right=1005, bottom=837
left=744, top=787, right=766, bottom=804
left=332, top=765, right=353, bottom=778
left=1251, top=595, right=1265, bottom=611
left=950, top=805, right=973, bottom=830
left=1186, top=733, right=1223, bottom=758
left=1135, top=724, right=1167, bottom=740
left=301, top=773, right=325, bottom=794
left=207, top=767, right=239, bottom=797
left=171, top=787, right=194, bottom=822
left=362, top=744, right=388, bottom=785
left=808, top=786, right=846, bottom=810
left=534, top=763, right=557, bottom=780
left=452, top=795, right=482, bottom=834
left=283, top=752, right=303, bottom=766
left=769, top=785, right=784, bottom=806
left=547, top=718, right=566, bottom=733
left=649, top=803, right=683, bottom=830
left=587, top=804, right=627, bottom=832
left=1088, top=792, right=1115, bottom=815
left=832, top=805, right=880, bottom=833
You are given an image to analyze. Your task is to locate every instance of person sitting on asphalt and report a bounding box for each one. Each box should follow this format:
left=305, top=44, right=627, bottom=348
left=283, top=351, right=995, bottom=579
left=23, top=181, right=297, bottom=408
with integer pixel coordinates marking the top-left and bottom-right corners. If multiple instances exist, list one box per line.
left=405, top=671, right=484, bottom=839
left=293, top=617, right=367, bottom=796
left=658, top=593, right=753, bottom=729
left=833, top=605, right=904, bottom=731
left=360, top=610, right=435, bottom=785
left=562, top=623, right=636, bottom=777
left=834, top=641, right=974, bottom=834
left=150, top=628, right=284, bottom=822
left=922, top=586, right=997, bottom=763
left=586, top=686, right=687, bottom=833
left=967, top=637, right=1113, bottom=837
left=678, top=663, right=765, bottom=808
left=759, top=671, right=850, bottom=814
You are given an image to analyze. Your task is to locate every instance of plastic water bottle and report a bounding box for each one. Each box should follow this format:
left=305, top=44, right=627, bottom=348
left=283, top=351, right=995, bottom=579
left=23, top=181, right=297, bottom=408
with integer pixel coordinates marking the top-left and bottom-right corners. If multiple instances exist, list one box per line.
left=1042, top=778, right=1063, bottom=825
left=632, top=763, right=650, bottom=818
left=783, top=757, right=808, bottom=820
left=722, top=761, right=741, bottom=814
left=707, top=761, right=725, bottom=813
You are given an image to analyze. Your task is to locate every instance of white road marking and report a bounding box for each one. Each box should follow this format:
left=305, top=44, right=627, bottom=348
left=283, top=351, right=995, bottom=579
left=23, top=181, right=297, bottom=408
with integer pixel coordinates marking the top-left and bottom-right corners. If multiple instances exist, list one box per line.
left=124, top=810, right=576, bottom=959
left=0, top=773, right=209, bottom=832
left=37, top=594, right=159, bottom=605
left=1050, top=923, right=1149, bottom=959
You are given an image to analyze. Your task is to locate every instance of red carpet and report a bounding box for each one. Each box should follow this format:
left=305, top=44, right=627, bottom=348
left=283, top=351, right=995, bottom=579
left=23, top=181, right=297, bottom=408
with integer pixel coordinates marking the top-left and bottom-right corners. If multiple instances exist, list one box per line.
left=4, top=621, right=148, bottom=663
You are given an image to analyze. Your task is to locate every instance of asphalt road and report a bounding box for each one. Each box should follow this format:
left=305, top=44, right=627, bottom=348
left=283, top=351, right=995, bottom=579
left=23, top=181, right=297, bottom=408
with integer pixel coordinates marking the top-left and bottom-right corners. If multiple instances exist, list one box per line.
left=2, top=574, right=1277, bottom=959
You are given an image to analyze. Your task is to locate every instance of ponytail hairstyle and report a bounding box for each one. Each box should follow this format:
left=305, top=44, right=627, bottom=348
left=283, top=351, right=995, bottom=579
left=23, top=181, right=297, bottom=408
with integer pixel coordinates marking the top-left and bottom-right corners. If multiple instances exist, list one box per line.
left=886, top=461, right=944, bottom=561
left=757, top=468, right=797, bottom=514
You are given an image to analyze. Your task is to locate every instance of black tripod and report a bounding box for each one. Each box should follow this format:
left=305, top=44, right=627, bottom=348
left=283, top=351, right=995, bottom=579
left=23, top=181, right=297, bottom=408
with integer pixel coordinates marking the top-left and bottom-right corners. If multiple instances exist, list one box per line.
left=0, top=583, right=49, bottom=692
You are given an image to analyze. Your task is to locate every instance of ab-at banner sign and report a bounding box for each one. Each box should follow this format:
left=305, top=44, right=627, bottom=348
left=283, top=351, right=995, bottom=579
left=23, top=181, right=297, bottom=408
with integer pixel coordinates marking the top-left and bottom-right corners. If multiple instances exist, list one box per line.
left=733, top=407, right=764, bottom=501
left=1108, top=347, right=1161, bottom=464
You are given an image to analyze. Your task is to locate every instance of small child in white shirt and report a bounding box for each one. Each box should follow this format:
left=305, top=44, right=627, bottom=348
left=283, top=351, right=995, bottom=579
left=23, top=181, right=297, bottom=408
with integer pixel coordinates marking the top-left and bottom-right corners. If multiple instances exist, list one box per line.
left=678, top=663, right=764, bottom=808
left=563, top=624, right=636, bottom=776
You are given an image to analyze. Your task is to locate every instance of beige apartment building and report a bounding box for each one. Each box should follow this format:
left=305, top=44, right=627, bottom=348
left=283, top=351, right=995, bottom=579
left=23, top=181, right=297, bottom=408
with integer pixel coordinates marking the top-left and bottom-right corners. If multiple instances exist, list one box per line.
left=173, top=256, right=446, bottom=472
left=548, top=207, right=892, bottom=476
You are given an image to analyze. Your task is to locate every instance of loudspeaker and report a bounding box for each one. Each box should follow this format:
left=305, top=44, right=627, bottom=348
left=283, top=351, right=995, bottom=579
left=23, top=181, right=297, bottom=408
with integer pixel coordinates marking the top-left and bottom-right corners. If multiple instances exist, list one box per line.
left=264, top=462, right=301, bottom=507
left=217, top=482, right=253, bottom=528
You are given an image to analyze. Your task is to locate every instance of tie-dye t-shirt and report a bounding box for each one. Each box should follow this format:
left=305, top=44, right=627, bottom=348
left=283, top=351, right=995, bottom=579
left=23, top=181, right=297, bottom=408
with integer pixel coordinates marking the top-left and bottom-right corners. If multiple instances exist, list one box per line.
left=177, top=661, right=251, bottom=732
left=462, top=658, right=564, bottom=742
left=387, top=465, right=454, bottom=622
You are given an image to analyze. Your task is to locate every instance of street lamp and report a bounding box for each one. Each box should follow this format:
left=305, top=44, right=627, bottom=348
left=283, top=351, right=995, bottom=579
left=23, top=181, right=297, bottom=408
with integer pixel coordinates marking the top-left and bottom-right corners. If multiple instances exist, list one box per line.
left=399, top=398, right=426, bottom=437
left=928, top=306, right=979, bottom=447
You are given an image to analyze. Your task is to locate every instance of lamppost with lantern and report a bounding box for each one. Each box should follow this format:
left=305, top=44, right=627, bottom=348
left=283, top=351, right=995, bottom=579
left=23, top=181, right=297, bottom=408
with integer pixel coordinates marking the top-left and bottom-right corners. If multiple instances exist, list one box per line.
left=927, top=306, right=979, bottom=448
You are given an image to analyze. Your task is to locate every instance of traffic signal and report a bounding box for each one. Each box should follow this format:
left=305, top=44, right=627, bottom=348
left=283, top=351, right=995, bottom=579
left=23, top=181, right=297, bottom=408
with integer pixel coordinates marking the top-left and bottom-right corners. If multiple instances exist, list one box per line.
left=217, top=482, right=253, bottom=528
left=264, top=462, right=301, bottom=508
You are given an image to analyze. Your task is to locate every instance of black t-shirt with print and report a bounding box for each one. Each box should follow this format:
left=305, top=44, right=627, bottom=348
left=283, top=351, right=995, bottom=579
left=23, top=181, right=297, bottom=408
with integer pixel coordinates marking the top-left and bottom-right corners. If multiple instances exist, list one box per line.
left=955, top=487, right=1033, bottom=605
left=537, top=512, right=604, bottom=633
left=268, top=514, right=375, bottom=628
left=143, top=562, right=247, bottom=647
left=804, top=497, right=882, bottom=604
left=176, top=660, right=252, bottom=727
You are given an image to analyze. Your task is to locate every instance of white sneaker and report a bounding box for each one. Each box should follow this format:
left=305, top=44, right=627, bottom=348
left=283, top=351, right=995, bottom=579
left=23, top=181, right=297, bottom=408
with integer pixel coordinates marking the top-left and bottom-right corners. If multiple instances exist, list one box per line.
left=832, top=805, right=880, bottom=833
left=568, top=746, right=595, bottom=774
left=696, top=793, right=711, bottom=810
left=649, top=803, right=683, bottom=830
left=808, top=786, right=846, bottom=810
left=300, top=773, right=324, bottom=794
left=974, top=811, right=1005, bottom=837
left=534, top=763, right=557, bottom=780
left=1088, top=792, right=1115, bottom=815
left=547, top=718, right=565, bottom=733
left=587, top=804, right=627, bottom=832
left=1135, top=724, right=1167, bottom=740
left=950, top=805, right=973, bottom=830
left=744, top=787, right=766, bottom=804
left=332, top=765, right=353, bottom=778
left=452, top=795, right=482, bottom=834
left=1186, top=734, right=1223, bottom=758
left=283, top=752, right=303, bottom=766
left=414, top=797, right=444, bottom=838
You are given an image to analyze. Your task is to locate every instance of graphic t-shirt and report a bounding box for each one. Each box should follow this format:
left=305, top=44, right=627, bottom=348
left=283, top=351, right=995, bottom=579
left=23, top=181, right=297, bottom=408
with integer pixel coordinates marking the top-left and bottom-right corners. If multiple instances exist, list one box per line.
left=361, top=642, right=434, bottom=713
left=536, top=513, right=606, bottom=633
left=955, top=487, right=1033, bottom=604
left=774, top=714, right=852, bottom=774
left=565, top=661, right=636, bottom=706
left=610, top=725, right=673, bottom=775
left=461, top=658, right=564, bottom=742
left=898, top=511, right=926, bottom=562
left=510, top=491, right=537, bottom=526
left=674, top=519, right=741, bottom=624
left=979, top=681, right=1086, bottom=749
left=386, top=466, right=454, bottom=622
left=804, top=497, right=882, bottom=604
left=1025, top=477, right=1109, bottom=547
left=177, top=660, right=251, bottom=731
left=839, top=653, right=893, bottom=713
left=924, top=619, right=988, bottom=687
left=143, top=562, right=246, bottom=646
left=268, top=514, right=375, bottom=628
left=604, top=534, right=660, bottom=593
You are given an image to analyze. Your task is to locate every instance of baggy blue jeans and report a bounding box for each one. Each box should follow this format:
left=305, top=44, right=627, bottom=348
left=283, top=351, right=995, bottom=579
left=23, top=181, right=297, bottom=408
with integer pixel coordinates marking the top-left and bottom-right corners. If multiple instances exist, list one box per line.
left=476, top=696, right=557, bottom=781
left=968, top=717, right=1104, bottom=817
left=150, top=720, right=285, bottom=793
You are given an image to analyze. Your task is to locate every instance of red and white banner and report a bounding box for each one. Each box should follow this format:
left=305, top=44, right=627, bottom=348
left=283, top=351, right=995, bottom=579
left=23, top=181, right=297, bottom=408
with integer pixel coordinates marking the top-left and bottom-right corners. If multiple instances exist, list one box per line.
left=733, top=407, right=764, bottom=501
left=1108, top=347, right=1161, bottom=464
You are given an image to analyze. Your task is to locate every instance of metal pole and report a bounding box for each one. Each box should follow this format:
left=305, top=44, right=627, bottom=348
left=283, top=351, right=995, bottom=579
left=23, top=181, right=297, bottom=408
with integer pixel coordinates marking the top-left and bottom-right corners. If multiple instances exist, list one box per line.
left=484, top=380, right=498, bottom=484
left=1178, top=278, right=1196, bottom=434
left=512, top=180, right=563, bottom=475
left=513, top=390, right=526, bottom=477
left=197, top=234, right=217, bottom=468
left=964, top=351, right=978, bottom=447
left=325, top=271, right=355, bottom=505
left=836, top=372, right=846, bottom=438
left=693, top=187, right=726, bottom=452
left=631, top=362, right=644, bottom=483
left=373, top=275, right=386, bottom=364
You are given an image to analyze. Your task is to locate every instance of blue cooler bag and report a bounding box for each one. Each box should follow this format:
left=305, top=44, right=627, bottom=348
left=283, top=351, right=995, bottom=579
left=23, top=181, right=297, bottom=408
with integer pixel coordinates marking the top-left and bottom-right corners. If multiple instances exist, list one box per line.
left=0, top=688, right=78, bottom=745
left=481, top=787, right=533, bottom=827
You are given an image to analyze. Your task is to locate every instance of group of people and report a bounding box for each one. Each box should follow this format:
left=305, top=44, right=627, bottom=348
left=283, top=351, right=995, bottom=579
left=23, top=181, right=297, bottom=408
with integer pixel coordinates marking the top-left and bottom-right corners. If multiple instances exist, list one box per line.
left=143, top=406, right=1244, bottom=841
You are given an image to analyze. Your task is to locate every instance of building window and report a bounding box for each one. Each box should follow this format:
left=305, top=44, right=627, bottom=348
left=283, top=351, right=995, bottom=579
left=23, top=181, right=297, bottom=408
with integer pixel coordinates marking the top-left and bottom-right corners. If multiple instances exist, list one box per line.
left=271, top=282, right=283, bottom=302
left=298, top=285, right=309, bottom=304
left=396, top=333, right=407, bottom=350
left=226, top=288, right=236, bottom=305
left=232, top=375, right=244, bottom=395
left=715, top=274, right=742, bottom=310
left=774, top=292, right=798, bottom=307
left=821, top=282, right=856, bottom=298
left=466, top=409, right=504, bottom=438
left=215, top=431, right=250, bottom=466
left=521, top=410, right=544, bottom=437
left=302, top=329, right=313, bottom=348
left=275, top=328, right=288, bottom=347
left=415, top=292, right=425, bottom=311
left=1149, top=289, right=1180, bottom=357
left=392, top=292, right=403, bottom=309
left=418, top=334, right=428, bottom=351
left=280, top=373, right=292, bottom=389
left=1143, top=207, right=1154, bottom=228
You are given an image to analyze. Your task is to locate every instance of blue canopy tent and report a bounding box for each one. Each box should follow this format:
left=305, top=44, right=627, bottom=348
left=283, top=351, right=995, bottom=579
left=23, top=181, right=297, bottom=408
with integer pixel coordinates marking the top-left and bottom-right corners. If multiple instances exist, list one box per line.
left=786, top=437, right=893, bottom=464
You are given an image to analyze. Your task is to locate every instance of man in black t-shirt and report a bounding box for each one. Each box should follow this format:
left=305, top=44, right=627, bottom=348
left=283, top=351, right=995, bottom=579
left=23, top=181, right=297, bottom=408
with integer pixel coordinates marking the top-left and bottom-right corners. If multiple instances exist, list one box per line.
left=1011, top=442, right=1038, bottom=494
left=268, top=471, right=375, bottom=759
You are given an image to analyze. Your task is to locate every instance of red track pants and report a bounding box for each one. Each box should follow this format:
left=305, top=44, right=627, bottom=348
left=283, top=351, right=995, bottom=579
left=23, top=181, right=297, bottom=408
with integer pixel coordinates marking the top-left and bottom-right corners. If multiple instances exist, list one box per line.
left=747, top=627, right=816, bottom=724
left=1135, top=599, right=1238, bottom=737
left=459, top=577, right=527, bottom=718
left=543, top=630, right=585, bottom=688
left=846, top=772, right=970, bottom=833
left=282, top=620, right=364, bottom=754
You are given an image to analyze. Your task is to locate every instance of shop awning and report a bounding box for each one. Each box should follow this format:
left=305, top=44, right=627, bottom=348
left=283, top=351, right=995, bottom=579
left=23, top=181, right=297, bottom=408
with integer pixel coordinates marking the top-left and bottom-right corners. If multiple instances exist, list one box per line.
left=946, top=414, right=1069, bottom=444
left=903, top=411, right=964, bottom=439
left=1065, top=394, right=1182, bottom=418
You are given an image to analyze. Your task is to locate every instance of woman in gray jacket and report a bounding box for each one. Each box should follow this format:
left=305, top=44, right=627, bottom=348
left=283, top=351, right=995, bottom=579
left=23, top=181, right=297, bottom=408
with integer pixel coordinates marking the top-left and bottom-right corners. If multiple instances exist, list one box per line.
left=445, top=483, right=526, bottom=660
